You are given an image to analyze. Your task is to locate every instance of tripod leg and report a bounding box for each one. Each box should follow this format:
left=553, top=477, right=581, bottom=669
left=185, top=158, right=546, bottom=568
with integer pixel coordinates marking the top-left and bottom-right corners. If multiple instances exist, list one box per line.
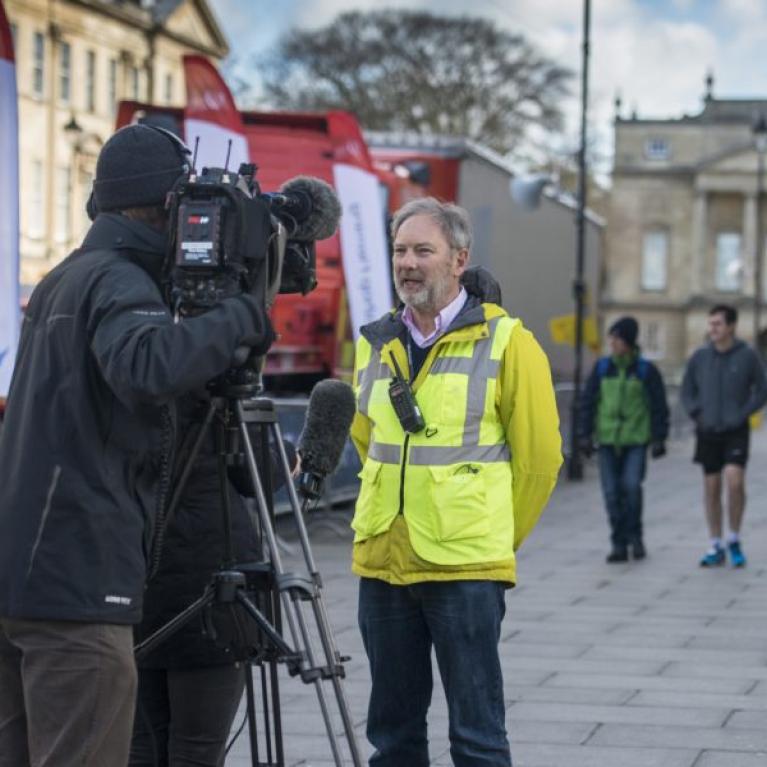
left=245, top=665, right=260, bottom=767
left=234, top=402, right=347, bottom=767
left=267, top=660, right=285, bottom=766
left=270, top=421, right=365, bottom=767
left=287, top=592, right=347, bottom=765
left=134, top=586, right=215, bottom=660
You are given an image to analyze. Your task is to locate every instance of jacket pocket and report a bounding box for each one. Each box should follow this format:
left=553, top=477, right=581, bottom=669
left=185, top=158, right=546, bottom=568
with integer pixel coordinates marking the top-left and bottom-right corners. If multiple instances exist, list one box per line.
left=429, top=464, right=490, bottom=542
left=352, top=459, right=386, bottom=537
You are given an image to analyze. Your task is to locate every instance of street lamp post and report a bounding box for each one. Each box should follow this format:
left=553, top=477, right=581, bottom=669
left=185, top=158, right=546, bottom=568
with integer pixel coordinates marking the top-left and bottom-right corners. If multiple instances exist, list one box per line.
left=567, top=0, right=592, bottom=480
left=509, top=0, right=592, bottom=480
left=752, top=114, right=767, bottom=355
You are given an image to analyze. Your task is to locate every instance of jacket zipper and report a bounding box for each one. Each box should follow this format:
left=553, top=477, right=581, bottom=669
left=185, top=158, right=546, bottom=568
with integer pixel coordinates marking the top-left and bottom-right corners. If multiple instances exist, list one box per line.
left=398, top=433, right=410, bottom=515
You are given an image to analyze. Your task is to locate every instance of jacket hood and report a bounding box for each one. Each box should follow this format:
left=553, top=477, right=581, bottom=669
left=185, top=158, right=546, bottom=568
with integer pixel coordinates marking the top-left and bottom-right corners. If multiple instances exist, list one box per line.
left=360, top=294, right=505, bottom=351
left=80, top=213, right=169, bottom=281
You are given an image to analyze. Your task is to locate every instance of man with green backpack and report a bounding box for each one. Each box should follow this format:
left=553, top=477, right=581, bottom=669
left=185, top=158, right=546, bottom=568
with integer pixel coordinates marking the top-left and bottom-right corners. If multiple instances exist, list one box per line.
left=578, top=316, right=669, bottom=562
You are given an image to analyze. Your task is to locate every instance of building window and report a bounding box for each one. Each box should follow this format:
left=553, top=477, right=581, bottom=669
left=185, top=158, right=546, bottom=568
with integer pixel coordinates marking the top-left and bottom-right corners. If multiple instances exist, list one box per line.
left=641, top=230, right=668, bottom=291
left=642, top=320, right=666, bottom=360
left=32, top=32, right=45, bottom=97
left=108, top=59, right=117, bottom=116
left=716, top=232, right=743, bottom=292
left=59, top=41, right=71, bottom=103
left=29, top=161, right=46, bottom=239
left=130, top=66, right=140, bottom=100
left=55, top=167, right=71, bottom=243
left=644, top=137, right=670, bottom=160
left=86, top=50, right=96, bottom=112
left=165, top=73, right=173, bottom=104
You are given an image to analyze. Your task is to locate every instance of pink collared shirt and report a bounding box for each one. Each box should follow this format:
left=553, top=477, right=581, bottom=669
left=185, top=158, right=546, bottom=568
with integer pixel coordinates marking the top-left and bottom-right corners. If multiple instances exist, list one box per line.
left=402, top=287, right=468, bottom=348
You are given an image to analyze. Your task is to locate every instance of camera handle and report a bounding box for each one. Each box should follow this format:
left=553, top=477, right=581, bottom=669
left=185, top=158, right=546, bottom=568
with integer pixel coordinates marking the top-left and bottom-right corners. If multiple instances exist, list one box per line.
left=134, top=392, right=363, bottom=767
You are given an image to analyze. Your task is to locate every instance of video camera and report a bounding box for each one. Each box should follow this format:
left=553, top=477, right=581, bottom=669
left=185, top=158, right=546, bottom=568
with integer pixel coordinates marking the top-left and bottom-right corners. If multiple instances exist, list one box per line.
left=166, top=158, right=341, bottom=319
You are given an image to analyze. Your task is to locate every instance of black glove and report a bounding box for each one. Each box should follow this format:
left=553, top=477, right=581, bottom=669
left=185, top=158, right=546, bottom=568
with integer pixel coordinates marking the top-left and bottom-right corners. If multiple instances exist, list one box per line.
left=578, top=437, right=594, bottom=459
left=650, top=441, right=666, bottom=459
left=238, top=295, right=277, bottom=356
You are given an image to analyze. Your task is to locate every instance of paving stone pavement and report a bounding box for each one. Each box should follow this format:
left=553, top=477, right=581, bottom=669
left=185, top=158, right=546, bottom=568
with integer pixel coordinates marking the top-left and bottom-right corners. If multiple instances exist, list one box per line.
left=225, top=429, right=767, bottom=767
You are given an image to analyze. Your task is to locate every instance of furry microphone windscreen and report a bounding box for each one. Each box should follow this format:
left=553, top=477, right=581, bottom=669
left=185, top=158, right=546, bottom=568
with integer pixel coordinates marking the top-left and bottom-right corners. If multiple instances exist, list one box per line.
left=298, top=379, right=356, bottom=478
left=279, top=176, right=342, bottom=242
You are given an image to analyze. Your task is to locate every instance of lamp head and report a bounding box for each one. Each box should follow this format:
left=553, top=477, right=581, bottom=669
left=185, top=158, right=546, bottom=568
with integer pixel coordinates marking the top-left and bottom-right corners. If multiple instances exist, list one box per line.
left=509, top=174, right=553, bottom=210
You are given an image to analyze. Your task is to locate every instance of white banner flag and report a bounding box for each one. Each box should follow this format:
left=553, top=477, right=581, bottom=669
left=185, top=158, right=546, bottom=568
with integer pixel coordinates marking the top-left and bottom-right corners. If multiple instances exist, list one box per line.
left=0, top=3, right=20, bottom=398
left=333, top=164, right=392, bottom=338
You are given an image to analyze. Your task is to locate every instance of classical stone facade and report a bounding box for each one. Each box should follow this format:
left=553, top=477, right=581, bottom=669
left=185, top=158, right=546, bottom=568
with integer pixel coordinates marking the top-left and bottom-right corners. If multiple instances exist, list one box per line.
left=5, top=0, right=227, bottom=287
left=605, top=81, right=767, bottom=376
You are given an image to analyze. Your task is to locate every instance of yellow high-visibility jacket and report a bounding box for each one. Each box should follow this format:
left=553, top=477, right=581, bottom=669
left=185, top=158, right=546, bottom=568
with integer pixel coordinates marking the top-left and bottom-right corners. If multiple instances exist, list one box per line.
left=350, top=299, right=563, bottom=586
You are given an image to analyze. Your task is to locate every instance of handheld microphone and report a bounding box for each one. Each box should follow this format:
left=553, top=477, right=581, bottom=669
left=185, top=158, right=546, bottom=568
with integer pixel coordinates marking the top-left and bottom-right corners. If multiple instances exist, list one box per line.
left=297, top=379, right=356, bottom=499
left=263, top=176, right=342, bottom=242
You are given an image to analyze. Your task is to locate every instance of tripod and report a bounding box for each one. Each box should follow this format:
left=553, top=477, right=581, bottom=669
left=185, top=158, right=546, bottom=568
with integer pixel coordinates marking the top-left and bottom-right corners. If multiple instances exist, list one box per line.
left=134, top=380, right=363, bottom=767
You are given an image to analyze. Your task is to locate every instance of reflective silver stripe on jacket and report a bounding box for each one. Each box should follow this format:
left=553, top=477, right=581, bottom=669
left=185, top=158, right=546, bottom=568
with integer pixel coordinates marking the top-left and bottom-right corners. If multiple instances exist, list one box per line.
left=429, top=317, right=503, bottom=447
left=364, top=317, right=511, bottom=468
left=408, top=443, right=510, bottom=466
left=368, top=442, right=402, bottom=464
left=357, top=357, right=390, bottom=417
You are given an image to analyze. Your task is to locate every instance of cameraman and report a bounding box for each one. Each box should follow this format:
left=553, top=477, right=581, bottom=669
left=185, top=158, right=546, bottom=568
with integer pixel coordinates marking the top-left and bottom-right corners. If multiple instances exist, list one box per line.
left=0, top=124, right=273, bottom=767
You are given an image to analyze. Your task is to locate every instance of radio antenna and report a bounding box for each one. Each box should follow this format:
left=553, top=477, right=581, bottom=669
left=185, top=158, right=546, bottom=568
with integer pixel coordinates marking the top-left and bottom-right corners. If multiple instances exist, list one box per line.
left=191, top=136, right=200, bottom=174
left=223, top=139, right=233, bottom=172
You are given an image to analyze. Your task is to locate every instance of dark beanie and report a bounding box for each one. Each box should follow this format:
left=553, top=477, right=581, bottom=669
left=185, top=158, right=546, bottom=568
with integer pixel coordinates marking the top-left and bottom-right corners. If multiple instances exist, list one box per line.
left=608, top=316, right=639, bottom=347
left=92, top=125, right=189, bottom=212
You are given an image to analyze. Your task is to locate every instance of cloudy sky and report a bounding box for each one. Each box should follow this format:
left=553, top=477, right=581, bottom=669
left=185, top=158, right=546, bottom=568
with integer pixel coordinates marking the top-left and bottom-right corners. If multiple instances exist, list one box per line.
left=207, top=0, right=767, bottom=167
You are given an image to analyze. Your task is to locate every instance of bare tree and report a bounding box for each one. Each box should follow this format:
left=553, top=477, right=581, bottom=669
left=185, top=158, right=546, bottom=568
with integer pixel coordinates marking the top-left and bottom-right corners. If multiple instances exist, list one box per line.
left=257, top=10, right=573, bottom=155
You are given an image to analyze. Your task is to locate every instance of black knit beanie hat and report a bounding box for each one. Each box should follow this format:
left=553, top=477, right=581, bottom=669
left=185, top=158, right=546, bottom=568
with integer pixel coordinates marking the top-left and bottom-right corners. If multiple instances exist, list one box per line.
left=608, top=316, right=639, bottom=347
left=92, top=124, right=190, bottom=212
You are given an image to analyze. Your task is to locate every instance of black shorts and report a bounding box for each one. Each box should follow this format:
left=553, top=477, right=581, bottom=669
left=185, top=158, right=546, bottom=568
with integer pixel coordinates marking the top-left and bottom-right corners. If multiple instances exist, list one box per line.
left=694, top=424, right=750, bottom=474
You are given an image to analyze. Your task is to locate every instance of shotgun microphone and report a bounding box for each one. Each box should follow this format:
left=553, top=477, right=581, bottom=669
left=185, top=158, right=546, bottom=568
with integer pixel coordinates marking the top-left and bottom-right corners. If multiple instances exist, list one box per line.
left=297, top=379, right=356, bottom=499
left=262, top=176, right=342, bottom=242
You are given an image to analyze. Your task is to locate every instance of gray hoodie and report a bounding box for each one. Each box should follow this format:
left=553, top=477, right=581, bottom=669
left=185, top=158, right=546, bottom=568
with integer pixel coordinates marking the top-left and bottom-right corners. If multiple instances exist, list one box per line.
left=681, top=340, right=767, bottom=433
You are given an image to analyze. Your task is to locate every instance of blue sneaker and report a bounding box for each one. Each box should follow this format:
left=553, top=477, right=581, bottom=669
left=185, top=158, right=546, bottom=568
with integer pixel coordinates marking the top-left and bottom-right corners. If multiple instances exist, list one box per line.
left=700, top=546, right=725, bottom=567
left=728, top=541, right=747, bottom=568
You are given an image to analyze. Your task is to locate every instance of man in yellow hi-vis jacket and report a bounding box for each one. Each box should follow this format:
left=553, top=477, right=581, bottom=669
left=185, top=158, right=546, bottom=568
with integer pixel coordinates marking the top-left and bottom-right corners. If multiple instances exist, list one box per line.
left=350, top=198, right=563, bottom=767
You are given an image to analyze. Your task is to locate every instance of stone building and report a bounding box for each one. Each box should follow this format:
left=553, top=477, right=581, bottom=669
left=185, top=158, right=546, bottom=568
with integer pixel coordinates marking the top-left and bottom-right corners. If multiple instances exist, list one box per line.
left=5, top=0, right=227, bottom=287
left=605, top=76, right=767, bottom=375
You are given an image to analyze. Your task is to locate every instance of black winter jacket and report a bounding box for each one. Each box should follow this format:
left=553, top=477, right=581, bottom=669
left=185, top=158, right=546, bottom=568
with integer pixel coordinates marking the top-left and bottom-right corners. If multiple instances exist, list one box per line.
left=0, top=214, right=270, bottom=625
left=681, top=340, right=767, bottom=433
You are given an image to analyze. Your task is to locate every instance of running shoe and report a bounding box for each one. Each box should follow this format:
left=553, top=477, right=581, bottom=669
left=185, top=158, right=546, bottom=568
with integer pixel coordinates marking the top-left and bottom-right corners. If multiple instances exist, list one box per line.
left=699, top=546, right=725, bottom=567
left=728, top=541, right=747, bottom=568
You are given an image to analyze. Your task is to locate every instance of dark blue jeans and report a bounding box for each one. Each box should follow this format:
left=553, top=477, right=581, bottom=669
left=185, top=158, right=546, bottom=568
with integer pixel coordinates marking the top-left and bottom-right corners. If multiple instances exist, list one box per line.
left=358, top=578, right=511, bottom=767
left=597, top=445, right=647, bottom=548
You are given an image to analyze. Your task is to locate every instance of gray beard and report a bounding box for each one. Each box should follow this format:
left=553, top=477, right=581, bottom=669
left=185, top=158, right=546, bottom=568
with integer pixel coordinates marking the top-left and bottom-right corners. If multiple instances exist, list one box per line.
left=396, top=273, right=455, bottom=314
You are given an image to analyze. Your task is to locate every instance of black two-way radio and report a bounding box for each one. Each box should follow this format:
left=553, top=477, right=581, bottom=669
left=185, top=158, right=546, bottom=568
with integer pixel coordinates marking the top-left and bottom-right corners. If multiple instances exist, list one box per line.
left=388, top=352, right=426, bottom=434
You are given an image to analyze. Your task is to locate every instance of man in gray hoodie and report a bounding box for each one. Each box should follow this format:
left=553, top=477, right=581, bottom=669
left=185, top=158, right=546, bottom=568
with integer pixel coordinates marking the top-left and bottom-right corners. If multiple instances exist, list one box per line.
left=681, top=305, right=767, bottom=568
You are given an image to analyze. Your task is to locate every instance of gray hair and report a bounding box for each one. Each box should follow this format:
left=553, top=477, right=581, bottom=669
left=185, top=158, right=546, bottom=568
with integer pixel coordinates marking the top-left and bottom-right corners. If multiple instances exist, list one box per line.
left=391, top=197, right=472, bottom=252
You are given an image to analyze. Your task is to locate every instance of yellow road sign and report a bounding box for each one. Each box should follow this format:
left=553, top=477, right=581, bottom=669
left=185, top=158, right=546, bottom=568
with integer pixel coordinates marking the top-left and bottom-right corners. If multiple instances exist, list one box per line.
left=549, top=314, right=600, bottom=351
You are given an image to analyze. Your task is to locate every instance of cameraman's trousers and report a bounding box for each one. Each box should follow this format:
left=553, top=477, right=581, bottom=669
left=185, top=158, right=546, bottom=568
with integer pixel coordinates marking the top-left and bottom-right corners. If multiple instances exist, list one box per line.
left=0, top=617, right=137, bottom=767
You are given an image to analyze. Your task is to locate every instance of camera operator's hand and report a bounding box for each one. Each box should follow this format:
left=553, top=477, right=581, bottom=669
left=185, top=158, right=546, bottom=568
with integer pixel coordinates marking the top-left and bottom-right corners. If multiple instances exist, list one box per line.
left=238, top=295, right=277, bottom=355
left=577, top=436, right=594, bottom=459
left=650, top=441, right=666, bottom=459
